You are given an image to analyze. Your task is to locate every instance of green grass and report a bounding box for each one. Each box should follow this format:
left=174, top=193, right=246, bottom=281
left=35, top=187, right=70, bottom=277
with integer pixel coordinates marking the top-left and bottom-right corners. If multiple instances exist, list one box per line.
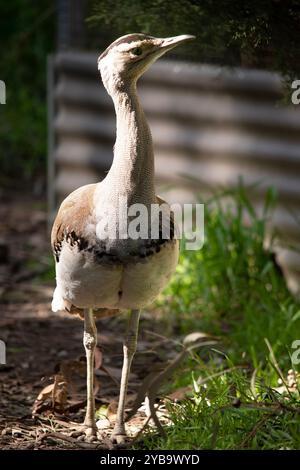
left=141, top=184, right=300, bottom=450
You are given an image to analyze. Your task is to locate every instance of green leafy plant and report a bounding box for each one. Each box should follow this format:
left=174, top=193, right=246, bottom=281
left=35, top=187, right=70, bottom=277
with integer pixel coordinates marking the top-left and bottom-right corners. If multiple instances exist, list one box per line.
left=142, top=184, right=300, bottom=449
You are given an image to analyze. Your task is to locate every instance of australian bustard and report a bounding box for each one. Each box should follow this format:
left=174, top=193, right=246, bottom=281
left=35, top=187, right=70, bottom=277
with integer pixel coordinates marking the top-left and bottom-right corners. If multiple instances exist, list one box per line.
left=51, top=33, right=194, bottom=442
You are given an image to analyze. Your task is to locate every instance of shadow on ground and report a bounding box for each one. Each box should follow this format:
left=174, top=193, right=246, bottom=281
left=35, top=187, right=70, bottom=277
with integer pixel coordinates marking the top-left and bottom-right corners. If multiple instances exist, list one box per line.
left=0, top=190, right=173, bottom=449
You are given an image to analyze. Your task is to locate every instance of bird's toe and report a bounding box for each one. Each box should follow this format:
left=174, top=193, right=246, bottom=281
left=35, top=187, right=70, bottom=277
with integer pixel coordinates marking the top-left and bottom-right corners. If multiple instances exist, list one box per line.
left=69, top=424, right=98, bottom=441
left=110, top=431, right=129, bottom=446
left=110, top=426, right=129, bottom=445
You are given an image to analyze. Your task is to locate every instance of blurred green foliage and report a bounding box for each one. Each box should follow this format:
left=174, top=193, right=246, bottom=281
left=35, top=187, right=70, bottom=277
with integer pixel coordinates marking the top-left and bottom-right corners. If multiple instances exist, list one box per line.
left=0, top=1, right=54, bottom=182
left=88, top=0, right=300, bottom=76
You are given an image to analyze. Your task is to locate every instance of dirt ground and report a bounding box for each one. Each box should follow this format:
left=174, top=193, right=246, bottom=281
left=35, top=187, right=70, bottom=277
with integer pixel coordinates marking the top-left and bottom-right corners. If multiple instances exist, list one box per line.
left=0, top=190, right=179, bottom=450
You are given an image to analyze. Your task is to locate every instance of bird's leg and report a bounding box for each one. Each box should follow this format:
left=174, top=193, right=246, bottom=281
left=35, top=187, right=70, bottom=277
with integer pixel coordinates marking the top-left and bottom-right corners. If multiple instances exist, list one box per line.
left=112, top=309, right=140, bottom=442
left=83, top=308, right=97, bottom=436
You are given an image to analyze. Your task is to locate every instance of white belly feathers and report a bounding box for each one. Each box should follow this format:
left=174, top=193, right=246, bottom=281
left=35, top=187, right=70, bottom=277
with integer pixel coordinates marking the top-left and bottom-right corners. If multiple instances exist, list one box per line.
left=52, top=238, right=179, bottom=311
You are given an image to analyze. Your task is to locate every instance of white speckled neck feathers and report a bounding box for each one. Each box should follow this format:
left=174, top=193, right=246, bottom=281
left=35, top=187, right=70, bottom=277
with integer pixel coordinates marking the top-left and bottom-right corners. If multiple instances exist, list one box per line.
left=99, top=82, right=156, bottom=207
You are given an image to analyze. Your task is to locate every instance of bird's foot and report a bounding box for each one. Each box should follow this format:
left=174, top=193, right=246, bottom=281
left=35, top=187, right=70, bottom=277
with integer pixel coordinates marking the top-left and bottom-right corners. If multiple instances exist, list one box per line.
left=110, top=433, right=128, bottom=445
left=110, top=424, right=129, bottom=446
left=69, top=423, right=99, bottom=442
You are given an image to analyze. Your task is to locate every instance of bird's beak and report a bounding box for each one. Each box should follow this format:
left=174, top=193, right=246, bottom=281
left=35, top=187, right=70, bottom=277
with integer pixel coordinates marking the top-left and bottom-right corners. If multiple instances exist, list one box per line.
left=158, top=34, right=196, bottom=53
left=134, top=34, right=195, bottom=76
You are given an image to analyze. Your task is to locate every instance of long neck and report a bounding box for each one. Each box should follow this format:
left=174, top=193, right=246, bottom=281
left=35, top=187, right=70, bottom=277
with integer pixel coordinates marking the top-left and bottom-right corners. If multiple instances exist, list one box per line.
left=104, top=82, right=156, bottom=206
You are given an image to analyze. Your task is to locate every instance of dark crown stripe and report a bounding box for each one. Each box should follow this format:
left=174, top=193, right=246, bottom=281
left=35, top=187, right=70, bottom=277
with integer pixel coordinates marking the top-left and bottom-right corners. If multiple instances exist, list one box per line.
left=98, top=33, right=154, bottom=61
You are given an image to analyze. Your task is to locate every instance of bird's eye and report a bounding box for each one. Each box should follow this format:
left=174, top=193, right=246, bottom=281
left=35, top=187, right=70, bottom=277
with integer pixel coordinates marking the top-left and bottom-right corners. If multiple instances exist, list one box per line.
left=131, top=47, right=143, bottom=56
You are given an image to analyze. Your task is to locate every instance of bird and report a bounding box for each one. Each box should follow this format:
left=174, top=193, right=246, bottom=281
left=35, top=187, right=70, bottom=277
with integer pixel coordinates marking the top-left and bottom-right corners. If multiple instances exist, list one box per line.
left=51, top=33, right=195, bottom=442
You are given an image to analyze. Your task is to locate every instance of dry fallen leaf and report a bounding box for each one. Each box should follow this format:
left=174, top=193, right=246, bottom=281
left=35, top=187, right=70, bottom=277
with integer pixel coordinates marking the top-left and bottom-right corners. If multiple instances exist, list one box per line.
left=32, top=374, right=68, bottom=416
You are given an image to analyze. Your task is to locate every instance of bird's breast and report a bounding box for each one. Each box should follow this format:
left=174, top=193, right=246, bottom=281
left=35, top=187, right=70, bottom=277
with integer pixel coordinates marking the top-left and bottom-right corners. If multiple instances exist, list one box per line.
left=53, top=237, right=179, bottom=311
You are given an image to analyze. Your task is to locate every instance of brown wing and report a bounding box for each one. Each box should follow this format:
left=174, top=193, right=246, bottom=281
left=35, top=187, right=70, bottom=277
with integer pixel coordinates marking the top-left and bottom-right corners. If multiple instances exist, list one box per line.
left=51, top=183, right=96, bottom=262
left=51, top=183, right=121, bottom=318
left=156, top=195, right=176, bottom=240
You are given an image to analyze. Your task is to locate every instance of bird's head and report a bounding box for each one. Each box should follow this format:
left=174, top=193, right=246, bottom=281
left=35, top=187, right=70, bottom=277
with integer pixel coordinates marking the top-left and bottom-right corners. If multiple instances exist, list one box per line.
left=98, top=33, right=195, bottom=94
